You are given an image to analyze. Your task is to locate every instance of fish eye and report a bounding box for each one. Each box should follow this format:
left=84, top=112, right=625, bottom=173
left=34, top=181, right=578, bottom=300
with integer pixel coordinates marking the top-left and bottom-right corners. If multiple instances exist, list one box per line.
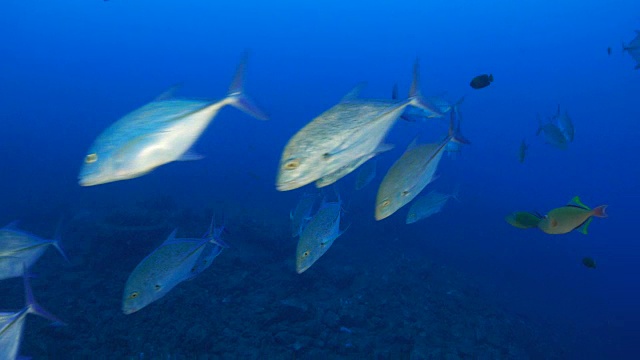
left=380, top=199, right=391, bottom=208
left=85, top=153, right=98, bottom=163
left=401, top=190, right=410, bottom=197
left=303, top=250, right=310, bottom=257
left=154, top=284, right=162, bottom=291
left=129, top=292, right=139, bottom=299
left=284, top=159, right=300, bottom=170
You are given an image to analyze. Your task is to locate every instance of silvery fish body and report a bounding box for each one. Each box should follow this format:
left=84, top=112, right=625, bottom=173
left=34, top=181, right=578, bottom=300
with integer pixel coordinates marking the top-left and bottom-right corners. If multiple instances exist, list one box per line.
left=122, top=230, right=209, bottom=314
left=295, top=198, right=346, bottom=273
left=375, top=137, right=450, bottom=221
left=406, top=190, right=456, bottom=224
left=277, top=96, right=410, bottom=191
left=79, top=53, right=268, bottom=186
left=0, top=309, right=28, bottom=360
left=277, top=59, right=435, bottom=191
left=290, top=192, right=318, bottom=237
left=0, top=223, right=67, bottom=281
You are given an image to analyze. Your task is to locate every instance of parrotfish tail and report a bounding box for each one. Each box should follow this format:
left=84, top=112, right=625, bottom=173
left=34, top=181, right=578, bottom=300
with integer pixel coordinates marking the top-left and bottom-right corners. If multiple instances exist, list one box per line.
left=23, top=265, right=65, bottom=326
left=227, top=51, right=269, bottom=121
left=592, top=205, right=608, bottom=218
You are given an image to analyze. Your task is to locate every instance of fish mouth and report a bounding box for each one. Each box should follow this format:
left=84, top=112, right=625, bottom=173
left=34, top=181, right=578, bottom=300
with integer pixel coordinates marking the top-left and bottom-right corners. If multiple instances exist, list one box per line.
left=276, top=179, right=308, bottom=192
left=122, top=306, right=138, bottom=315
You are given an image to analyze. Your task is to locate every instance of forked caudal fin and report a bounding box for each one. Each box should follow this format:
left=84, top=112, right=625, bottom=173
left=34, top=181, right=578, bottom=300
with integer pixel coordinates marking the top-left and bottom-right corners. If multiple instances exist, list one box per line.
left=407, top=58, right=446, bottom=118
left=23, top=264, right=65, bottom=326
left=227, top=51, right=270, bottom=121
left=592, top=205, right=608, bottom=218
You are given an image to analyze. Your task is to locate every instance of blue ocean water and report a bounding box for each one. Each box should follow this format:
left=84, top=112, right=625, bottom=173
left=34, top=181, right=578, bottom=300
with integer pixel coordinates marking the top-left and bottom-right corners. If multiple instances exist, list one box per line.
left=1, top=0, right=639, bottom=358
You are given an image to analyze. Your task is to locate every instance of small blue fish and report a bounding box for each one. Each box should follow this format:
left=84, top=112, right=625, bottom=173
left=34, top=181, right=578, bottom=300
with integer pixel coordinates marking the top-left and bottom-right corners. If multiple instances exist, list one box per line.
left=79, top=52, right=268, bottom=186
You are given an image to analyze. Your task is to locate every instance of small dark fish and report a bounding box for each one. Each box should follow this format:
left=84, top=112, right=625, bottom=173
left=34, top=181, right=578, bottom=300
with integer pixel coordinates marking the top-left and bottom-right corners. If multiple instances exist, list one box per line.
left=582, top=257, right=596, bottom=269
left=470, top=74, right=493, bottom=89
left=607, top=47, right=612, bottom=55
left=519, top=139, right=528, bottom=163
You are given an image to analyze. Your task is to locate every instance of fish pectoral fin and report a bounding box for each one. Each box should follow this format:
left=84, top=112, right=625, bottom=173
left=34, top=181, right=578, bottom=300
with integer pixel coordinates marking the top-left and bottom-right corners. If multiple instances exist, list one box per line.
left=176, top=150, right=204, bottom=161
left=576, top=217, right=593, bottom=235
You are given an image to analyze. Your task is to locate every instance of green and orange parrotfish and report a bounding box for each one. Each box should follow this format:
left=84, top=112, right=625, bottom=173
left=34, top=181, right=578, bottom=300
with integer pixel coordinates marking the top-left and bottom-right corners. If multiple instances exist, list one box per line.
left=537, top=196, right=607, bottom=235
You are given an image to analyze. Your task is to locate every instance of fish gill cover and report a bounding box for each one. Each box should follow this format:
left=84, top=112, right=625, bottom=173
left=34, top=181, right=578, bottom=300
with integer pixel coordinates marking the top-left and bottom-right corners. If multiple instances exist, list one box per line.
left=0, top=0, right=639, bottom=358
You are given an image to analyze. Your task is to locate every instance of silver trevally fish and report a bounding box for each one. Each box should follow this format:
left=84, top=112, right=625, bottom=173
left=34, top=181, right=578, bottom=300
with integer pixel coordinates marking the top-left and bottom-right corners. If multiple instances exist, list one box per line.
left=122, top=227, right=225, bottom=314
left=375, top=112, right=465, bottom=221
left=277, top=59, right=440, bottom=191
left=79, top=52, right=268, bottom=186
left=315, top=144, right=391, bottom=188
left=0, top=269, right=63, bottom=360
left=406, top=187, right=460, bottom=224
left=536, top=114, right=567, bottom=150
left=0, top=222, right=68, bottom=281
left=552, top=105, right=574, bottom=142
left=295, top=195, right=347, bottom=274
left=355, top=158, right=377, bottom=190
left=290, top=192, right=318, bottom=238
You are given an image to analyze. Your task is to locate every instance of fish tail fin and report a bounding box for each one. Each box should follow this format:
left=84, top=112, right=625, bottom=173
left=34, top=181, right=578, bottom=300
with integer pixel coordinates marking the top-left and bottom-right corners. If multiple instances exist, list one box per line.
left=592, top=205, right=608, bottom=218
left=448, top=107, right=470, bottom=145
left=23, top=265, right=65, bottom=326
left=226, top=51, right=269, bottom=121
left=52, top=220, right=70, bottom=264
left=407, top=58, right=443, bottom=117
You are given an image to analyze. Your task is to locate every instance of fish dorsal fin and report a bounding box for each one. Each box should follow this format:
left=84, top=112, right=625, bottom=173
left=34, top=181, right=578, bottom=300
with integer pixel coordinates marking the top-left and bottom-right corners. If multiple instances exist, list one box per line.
left=568, top=196, right=590, bottom=210
left=407, top=137, right=420, bottom=151
left=154, top=83, right=183, bottom=102
left=3, top=220, right=20, bottom=230
left=341, top=82, right=367, bottom=102
left=162, top=229, right=179, bottom=245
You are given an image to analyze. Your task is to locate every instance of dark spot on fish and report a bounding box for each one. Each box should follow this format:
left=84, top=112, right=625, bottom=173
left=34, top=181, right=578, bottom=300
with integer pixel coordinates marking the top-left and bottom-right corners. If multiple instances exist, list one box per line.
left=470, top=74, right=493, bottom=89
left=154, top=284, right=161, bottom=291
left=323, top=153, right=331, bottom=160
left=401, top=190, right=410, bottom=197
left=607, top=47, right=612, bottom=56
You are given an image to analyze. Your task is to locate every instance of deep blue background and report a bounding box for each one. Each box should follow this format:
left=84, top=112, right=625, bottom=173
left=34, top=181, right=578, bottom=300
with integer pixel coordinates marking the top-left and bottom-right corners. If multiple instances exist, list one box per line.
left=1, top=0, right=639, bottom=357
